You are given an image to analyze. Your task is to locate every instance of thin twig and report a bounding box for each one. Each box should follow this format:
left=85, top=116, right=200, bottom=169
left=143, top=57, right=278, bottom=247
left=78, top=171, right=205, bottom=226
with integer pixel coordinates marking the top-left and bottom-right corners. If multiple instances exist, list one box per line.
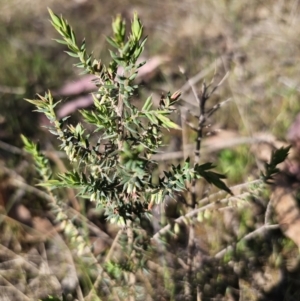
left=180, top=58, right=223, bottom=96
left=0, top=140, right=27, bottom=155
left=191, top=81, right=208, bottom=206
left=0, top=139, right=67, bottom=158
left=264, top=197, right=273, bottom=225
left=136, top=270, right=154, bottom=300
left=0, top=275, right=31, bottom=301
left=152, top=191, right=252, bottom=241
left=104, top=230, right=123, bottom=264
left=206, top=97, right=232, bottom=118
left=181, top=107, right=189, bottom=159
left=126, top=220, right=136, bottom=301
left=183, top=71, right=211, bottom=301
left=151, top=134, right=285, bottom=162
left=214, top=224, right=279, bottom=259
left=89, top=229, right=123, bottom=298
left=0, top=85, right=25, bottom=95
left=67, top=207, right=111, bottom=238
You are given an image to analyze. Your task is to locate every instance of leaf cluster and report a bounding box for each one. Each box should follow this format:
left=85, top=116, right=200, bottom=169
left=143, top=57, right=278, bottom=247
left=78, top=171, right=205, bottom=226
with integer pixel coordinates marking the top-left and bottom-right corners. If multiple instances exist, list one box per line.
left=261, top=146, right=291, bottom=184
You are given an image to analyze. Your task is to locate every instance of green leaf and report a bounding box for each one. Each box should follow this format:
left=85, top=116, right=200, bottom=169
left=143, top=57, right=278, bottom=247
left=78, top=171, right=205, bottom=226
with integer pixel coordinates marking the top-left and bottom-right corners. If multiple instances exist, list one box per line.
left=53, top=39, right=68, bottom=45
left=131, top=12, right=143, bottom=40
left=129, top=72, right=138, bottom=81
left=106, top=36, right=119, bottom=48
left=48, top=8, right=62, bottom=28
left=145, top=113, right=158, bottom=125
left=142, top=95, right=153, bottom=111
left=197, top=164, right=232, bottom=195
left=37, top=180, right=62, bottom=188
left=156, top=114, right=181, bottom=130
left=20, top=134, right=33, bottom=150
left=70, top=28, right=76, bottom=45
left=261, top=145, right=291, bottom=184
left=64, top=51, right=79, bottom=58
left=140, top=36, right=148, bottom=48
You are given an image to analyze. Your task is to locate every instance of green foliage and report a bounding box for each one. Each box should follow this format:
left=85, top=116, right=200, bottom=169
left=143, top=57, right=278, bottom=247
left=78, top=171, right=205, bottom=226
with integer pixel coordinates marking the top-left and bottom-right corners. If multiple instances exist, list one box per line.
left=261, top=146, right=291, bottom=184
left=195, top=162, right=232, bottom=195
left=48, top=8, right=94, bottom=73
left=21, top=134, right=52, bottom=181
left=24, top=10, right=231, bottom=225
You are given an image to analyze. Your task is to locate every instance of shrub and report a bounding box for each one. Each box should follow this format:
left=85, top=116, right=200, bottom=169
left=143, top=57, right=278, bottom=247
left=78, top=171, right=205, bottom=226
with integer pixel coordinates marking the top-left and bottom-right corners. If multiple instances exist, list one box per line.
left=23, top=9, right=290, bottom=301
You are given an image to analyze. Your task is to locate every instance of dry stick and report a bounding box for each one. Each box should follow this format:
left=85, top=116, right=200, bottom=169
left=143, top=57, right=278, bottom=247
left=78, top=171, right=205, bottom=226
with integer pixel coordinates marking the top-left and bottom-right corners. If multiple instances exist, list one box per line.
left=0, top=85, right=25, bottom=95
left=177, top=257, right=189, bottom=270
left=182, top=118, right=198, bottom=132
left=214, top=224, right=279, bottom=259
left=136, top=270, right=154, bottom=300
left=0, top=236, right=85, bottom=300
left=189, top=71, right=230, bottom=207
left=0, top=244, right=40, bottom=275
left=0, top=275, right=31, bottom=301
left=198, top=179, right=262, bottom=206
left=87, top=229, right=123, bottom=299
left=39, top=242, right=50, bottom=274
left=264, top=192, right=274, bottom=226
left=0, top=139, right=66, bottom=159
left=151, top=134, right=282, bottom=162
left=191, top=81, right=207, bottom=206
left=48, top=238, right=83, bottom=300
left=104, top=230, right=123, bottom=264
left=146, top=260, right=167, bottom=275
left=76, top=285, right=85, bottom=301
left=126, top=220, right=136, bottom=301
left=181, top=107, right=189, bottom=159
left=90, top=239, right=160, bottom=300
left=184, top=74, right=208, bottom=300
left=29, top=195, right=92, bottom=300
left=111, top=288, right=122, bottom=301
left=152, top=192, right=251, bottom=241
left=183, top=70, right=230, bottom=299
left=0, top=139, right=27, bottom=155
left=180, top=58, right=223, bottom=96
left=197, top=286, right=202, bottom=301
left=162, top=68, right=238, bottom=297
left=88, top=227, right=136, bottom=299
left=206, top=97, right=231, bottom=119
left=153, top=191, right=279, bottom=266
